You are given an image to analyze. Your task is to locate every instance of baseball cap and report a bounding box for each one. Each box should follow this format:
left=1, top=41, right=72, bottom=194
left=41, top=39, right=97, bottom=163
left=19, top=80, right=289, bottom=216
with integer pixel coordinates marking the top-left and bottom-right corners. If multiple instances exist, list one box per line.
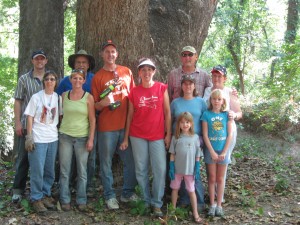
left=137, top=59, right=156, bottom=69
left=181, top=46, right=197, bottom=54
left=211, top=65, right=227, bottom=76
left=32, top=49, right=47, bottom=59
left=181, top=74, right=195, bottom=84
left=101, top=40, right=117, bottom=51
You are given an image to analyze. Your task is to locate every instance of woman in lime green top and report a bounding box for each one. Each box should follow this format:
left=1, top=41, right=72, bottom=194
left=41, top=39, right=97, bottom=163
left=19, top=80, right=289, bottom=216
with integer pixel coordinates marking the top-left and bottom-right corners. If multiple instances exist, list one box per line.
left=58, top=69, right=95, bottom=212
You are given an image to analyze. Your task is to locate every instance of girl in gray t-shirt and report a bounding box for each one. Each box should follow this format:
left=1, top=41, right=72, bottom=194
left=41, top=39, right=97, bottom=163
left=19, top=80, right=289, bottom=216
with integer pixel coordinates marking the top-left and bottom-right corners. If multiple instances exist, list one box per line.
left=169, top=112, right=202, bottom=223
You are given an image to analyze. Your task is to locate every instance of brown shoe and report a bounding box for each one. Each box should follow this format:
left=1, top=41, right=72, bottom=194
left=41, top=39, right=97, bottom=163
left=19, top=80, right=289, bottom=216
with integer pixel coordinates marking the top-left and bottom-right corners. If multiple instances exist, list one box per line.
left=42, top=196, right=56, bottom=209
left=32, top=200, right=47, bottom=213
left=77, top=204, right=88, bottom=212
left=153, top=207, right=163, bottom=217
left=61, top=203, right=71, bottom=211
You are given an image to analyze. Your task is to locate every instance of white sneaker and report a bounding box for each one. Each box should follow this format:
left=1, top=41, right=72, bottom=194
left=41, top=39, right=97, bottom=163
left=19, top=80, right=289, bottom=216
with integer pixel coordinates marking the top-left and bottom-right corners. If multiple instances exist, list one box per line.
left=105, top=198, right=119, bottom=209
left=208, top=204, right=216, bottom=216
left=120, top=193, right=139, bottom=203
left=12, top=194, right=22, bottom=203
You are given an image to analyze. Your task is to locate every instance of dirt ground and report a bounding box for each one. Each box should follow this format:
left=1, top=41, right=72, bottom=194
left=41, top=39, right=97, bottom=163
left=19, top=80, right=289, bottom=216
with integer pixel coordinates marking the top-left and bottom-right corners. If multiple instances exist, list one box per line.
left=0, top=129, right=300, bottom=225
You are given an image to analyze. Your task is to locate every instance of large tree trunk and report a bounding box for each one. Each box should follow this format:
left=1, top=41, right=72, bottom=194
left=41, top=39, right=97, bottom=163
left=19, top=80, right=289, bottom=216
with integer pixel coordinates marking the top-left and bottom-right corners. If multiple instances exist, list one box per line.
left=18, top=0, right=64, bottom=78
left=76, top=0, right=217, bottom=81
left=76, top=0, right=150, bottom=77
left=149, top=0, right=217, bottom=81
left=14, top=0, right=64, bottom=158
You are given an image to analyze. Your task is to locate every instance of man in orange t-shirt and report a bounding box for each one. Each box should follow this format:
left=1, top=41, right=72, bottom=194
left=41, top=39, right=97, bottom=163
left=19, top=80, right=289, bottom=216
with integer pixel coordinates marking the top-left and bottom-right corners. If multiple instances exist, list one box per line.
left=91, top=40, right=138, bottom=210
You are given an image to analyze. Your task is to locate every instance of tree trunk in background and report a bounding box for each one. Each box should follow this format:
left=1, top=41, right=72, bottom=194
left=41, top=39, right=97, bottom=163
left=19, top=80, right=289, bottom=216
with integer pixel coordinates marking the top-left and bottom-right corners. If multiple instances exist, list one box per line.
left=14, top=0, right=64, bottom=158
left=285, top=0, right=299, bottom=44
left=18, top=0, right=64, bottom=78
left=149, top=0, right=217, bottom=81
left=76, top=0, right=217, bottom=81
left=76, top=0, right=150, bottom=78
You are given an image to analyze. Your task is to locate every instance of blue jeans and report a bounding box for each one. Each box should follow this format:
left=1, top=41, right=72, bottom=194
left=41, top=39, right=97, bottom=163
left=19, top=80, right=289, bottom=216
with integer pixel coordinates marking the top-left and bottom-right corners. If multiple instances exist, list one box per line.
left=59, top=133, right=89, bottom=205
left=87, top=131, right=97, bottom=188
left=130, top=137, right=166, bottom=208
left=98, top=130, right=137, bottom=200
left=12, top=133, right=29, bottom=195
left=28, top=141, right=58, bottom=201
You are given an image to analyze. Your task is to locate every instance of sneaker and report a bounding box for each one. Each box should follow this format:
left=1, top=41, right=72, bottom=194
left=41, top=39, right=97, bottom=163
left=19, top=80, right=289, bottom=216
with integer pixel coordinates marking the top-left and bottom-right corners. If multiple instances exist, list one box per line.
left=42, top=196, right=56, bottom=209
left=215, top=206, right=224, bottom=217
left=12, top=194, right=22, bottom=203
left=32, top=200, right=47, bottom=213
left=153, top=207, right=164, bottom=217
left=61, top=203, right=71, bottom=211
left=208, top=205, right=216, bottom=217
left=78, top=204, right=88, bottom=212
left=120, top=193, right=139, bottom=203
left=105, top=198, right=119, bottom=209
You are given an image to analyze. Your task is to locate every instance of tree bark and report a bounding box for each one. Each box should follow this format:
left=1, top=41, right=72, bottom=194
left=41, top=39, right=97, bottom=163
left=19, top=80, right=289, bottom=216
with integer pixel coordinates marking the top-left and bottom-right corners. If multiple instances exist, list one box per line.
left=18, top=0, right=64, bottom=78
left=285, top=0, right=299, bottom=44
left=76, top=0, right=217, bottom=81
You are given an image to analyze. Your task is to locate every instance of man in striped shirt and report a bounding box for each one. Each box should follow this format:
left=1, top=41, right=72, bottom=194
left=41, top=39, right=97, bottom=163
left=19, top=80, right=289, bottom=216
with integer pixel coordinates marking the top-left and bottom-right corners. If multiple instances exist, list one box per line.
left=12, top=49, right=48, bottom=203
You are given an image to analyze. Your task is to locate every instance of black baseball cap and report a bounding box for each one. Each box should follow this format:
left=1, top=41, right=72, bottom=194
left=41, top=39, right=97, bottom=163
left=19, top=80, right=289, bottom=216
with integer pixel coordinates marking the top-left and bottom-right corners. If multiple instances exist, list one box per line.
left=32, top=49, right=47, bottom=59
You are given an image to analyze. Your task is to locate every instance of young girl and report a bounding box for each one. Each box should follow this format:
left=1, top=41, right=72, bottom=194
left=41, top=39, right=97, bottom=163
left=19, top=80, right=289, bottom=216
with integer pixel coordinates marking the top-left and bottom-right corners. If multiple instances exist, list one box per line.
left=169, top=112, right=202, bottom=223
left=201, top=89, right=233, bottom=217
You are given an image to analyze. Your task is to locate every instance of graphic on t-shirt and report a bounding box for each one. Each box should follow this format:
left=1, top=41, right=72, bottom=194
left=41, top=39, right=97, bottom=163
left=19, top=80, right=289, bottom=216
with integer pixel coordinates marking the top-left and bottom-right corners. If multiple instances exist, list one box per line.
left=138, top=96, right=158, bottom=109
left=211, top=116, right=224, bottom=131
left=104, top=78, right=127, bottom=98
left=40, top=106, right=56, bottom=124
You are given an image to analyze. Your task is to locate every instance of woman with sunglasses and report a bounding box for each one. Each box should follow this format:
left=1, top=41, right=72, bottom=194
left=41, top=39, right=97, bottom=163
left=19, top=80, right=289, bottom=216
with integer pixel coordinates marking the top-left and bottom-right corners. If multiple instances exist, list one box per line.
left=169, top=74, right=207, bottom=212
left=24, top=71, right=61, bottom=213
left=58, top=69, right=95, bottom=212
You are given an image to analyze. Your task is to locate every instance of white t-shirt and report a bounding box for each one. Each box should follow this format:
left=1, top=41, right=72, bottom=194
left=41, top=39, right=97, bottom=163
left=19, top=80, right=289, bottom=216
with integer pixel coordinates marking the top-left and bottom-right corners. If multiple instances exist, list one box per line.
left=24, top=90, right=62, bottom=143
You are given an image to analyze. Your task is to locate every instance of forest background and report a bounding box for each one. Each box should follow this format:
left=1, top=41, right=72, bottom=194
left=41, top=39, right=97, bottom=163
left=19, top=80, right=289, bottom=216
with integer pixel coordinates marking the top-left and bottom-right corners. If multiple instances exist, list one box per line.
left=0, top=0, right=299, bottom=224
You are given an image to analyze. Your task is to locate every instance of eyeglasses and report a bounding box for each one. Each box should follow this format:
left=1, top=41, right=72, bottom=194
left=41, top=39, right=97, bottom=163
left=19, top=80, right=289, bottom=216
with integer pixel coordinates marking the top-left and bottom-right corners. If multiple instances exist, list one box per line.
left=181, top=53, right=194, bottom=57
left=71, top=69, right=84, bottom=74
left=44, top=78, right=56, bottom=82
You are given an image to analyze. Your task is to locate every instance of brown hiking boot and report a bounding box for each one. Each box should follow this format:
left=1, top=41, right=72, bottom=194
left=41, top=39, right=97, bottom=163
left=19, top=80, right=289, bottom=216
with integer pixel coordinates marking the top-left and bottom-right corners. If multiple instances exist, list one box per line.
left=42, top=196, right=56, bottom=209
left=61, top=203, right=71, bottom=211
left=77, top=204, right=88, bottom=212
left=32, top=200, right=47, bottom=213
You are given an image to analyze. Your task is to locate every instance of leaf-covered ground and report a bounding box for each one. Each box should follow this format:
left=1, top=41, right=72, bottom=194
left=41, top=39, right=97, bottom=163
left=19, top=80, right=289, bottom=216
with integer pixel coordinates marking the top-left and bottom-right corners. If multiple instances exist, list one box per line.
left=0, top=129, right=299, bottom=225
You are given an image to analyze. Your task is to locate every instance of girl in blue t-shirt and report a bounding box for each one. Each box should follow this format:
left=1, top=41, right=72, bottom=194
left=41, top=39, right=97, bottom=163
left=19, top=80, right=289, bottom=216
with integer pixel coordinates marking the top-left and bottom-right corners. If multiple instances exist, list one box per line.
left=169, top=112, right=202, bottom=223
left=201, top=89, right=233, bottom=217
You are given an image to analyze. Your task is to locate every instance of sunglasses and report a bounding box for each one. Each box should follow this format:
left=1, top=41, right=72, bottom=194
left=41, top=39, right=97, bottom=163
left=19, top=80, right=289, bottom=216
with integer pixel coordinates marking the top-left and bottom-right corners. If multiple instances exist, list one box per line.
left=71, top=69, right=84, bottom=74
left=44, top=78, right=56, bottom=82
left=181, top=53, right=194, bottom=57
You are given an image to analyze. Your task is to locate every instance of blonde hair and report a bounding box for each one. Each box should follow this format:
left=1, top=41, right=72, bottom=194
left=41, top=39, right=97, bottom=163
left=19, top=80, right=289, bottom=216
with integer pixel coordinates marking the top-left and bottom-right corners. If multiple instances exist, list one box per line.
left=175, top=112, right=195, bottom=139
left=208, top=89, right=227, bottom=111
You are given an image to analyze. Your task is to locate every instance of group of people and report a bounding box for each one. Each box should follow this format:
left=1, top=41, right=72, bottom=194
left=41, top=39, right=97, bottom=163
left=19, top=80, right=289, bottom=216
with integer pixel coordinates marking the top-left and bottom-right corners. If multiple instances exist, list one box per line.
left=12, top=42, right=242, bottom=222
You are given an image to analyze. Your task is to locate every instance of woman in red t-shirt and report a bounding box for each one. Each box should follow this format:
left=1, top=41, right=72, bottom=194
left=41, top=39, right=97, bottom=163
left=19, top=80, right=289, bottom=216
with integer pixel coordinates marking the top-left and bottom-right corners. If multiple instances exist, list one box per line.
left=120, top=58, right=171, bottom=217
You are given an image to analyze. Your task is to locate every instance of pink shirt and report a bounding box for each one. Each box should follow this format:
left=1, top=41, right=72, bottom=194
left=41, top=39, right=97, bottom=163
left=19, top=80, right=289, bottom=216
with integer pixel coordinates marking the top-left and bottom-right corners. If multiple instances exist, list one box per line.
left=129, top=82, right=167, bottom=141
